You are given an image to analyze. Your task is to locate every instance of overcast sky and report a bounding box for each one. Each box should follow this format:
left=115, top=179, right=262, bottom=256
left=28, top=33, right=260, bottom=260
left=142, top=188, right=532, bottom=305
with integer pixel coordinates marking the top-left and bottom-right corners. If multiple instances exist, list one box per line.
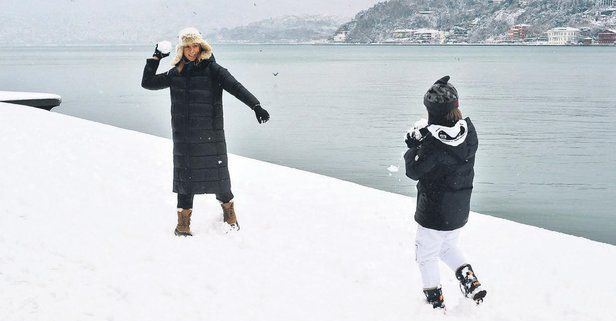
left=2, top=0, right=383, bottom=29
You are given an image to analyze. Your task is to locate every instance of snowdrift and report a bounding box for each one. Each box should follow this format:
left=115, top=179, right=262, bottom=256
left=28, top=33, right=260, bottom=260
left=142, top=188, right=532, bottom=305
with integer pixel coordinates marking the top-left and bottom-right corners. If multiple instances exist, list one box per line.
left=1, top=102, right=615, bottom=321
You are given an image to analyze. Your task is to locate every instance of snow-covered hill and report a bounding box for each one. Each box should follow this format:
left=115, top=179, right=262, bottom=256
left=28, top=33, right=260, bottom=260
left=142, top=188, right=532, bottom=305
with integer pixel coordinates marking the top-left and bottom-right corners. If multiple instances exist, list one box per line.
left=1, top=102, right=615, bottom=320
left=0, top=0, right=378, bottom=45
left=337, top=0, right=616, bottom=43
left=206, top=15, right=345, bottom=44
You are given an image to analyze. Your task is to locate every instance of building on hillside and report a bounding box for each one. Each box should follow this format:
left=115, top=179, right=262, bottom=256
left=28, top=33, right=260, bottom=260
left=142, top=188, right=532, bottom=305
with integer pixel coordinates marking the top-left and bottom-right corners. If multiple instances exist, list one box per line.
left=579, top=27, right=592, bottom=38
left=597, top=0, right=614, bottom=6
left=414, top=29, right=442, bottom=44
left=333, top=31, right=348, bottom=42
left=597, top=29, right=616, bottom=44
left=599, top=8, right=616, bottom=17
left=389, top=29, right=443, bottom=44
left=535, top=34, right=549, bottom=44
left=507, top=24, right=530, bottom=42
left=451, top=26, right=469, bottom=36
left=445, top=26, right=469, bottom=43
left=392, top=29, right=415, bottom=39
left=547, top=27, right=580, bottom=45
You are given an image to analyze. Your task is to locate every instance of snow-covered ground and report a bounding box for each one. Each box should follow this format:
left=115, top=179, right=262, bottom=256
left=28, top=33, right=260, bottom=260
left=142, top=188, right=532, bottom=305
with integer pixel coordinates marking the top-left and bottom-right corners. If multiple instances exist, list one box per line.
left=1, top=102, right=615, bottom=321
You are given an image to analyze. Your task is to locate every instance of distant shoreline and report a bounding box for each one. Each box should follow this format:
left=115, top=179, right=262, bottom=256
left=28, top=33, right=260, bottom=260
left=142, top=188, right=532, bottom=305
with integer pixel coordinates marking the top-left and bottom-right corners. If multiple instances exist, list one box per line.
left=3, top=42, right=616, bottom=48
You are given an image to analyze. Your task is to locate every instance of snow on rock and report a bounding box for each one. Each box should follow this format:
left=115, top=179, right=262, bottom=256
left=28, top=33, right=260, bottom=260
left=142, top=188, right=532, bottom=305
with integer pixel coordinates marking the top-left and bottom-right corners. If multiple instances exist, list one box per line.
left=0, top=91, right=61, bottom=101
left=1, top=102, right=615, bottom=321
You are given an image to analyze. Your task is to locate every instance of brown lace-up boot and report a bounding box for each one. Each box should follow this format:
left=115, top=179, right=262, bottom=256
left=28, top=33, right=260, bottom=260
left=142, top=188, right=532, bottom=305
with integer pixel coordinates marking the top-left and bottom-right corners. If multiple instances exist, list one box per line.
left=221, top=202, right=240, bottom=230
left=174, top=209, right=193, bottom=236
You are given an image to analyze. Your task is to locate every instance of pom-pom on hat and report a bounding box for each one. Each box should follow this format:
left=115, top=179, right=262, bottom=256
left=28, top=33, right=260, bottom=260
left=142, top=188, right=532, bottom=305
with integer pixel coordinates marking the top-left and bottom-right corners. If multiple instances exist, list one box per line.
left=171, top=27, right=213, bottom=65
left=423, top=76, right=459, bottom=120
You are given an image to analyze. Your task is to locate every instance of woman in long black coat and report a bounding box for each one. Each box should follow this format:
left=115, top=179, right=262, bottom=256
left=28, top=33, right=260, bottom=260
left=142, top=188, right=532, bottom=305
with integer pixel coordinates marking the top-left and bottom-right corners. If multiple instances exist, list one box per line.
left=141, top=27, right=270, bottom=236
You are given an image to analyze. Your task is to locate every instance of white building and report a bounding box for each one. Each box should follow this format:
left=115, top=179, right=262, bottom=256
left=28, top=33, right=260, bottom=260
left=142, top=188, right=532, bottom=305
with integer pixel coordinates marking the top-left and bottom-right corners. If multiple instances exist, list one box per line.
left=333, top=31, right=348, bottom=43
left=388, top=28, right=444, bottom=44
left=547, top=27, right=580, bottom=45
left=392, top=29, right=415, bottom=39
left=414, top=29, right=443, bottom=44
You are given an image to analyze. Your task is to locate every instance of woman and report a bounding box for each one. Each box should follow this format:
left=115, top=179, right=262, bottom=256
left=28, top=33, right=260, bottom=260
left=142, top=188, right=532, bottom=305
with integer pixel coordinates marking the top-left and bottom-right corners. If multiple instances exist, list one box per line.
left=141, top=27, right=270, bottom=236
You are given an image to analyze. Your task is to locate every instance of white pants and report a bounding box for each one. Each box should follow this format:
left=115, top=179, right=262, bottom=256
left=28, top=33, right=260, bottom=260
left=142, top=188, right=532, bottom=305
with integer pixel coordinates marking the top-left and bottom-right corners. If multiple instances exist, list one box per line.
left=415, top=225, right=467, bottom=289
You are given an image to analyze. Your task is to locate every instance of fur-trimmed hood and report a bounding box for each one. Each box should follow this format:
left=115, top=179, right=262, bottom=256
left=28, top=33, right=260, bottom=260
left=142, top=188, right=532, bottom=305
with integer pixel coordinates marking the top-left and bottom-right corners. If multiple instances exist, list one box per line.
left=171, top=27, right=213, bottom=66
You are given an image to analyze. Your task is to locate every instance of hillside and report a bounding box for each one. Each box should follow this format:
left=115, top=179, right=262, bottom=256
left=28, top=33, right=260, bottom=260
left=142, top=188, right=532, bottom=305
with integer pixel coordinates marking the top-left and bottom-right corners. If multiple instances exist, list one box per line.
left=0, top=0, right=375, bottom=45
left=336, top=0, right=616, bottom=43
left=1, top=102, right=615, bottom=321
left=206, top=15, right=344, bottom=43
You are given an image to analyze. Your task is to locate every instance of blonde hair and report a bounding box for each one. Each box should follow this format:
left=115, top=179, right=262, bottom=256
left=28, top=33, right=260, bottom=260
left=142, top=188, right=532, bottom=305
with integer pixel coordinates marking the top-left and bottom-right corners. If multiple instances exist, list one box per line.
left=177, top=60, right=186, bottom=74
left=446, top=107, right=463, bottom=123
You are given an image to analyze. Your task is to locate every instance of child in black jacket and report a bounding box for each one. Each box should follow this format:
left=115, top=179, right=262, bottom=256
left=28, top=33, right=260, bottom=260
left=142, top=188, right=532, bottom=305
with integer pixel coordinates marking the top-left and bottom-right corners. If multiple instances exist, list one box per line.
left=404, top=76, right=486, bottom=309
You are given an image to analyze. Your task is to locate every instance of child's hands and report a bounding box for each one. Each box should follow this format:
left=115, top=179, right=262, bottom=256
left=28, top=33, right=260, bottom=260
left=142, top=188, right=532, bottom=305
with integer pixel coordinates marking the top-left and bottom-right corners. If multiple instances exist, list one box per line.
left=406, top=118, right=429, bottom=148
left=411, top=118, right=429, bottom=139
left=405, top=133, right=421, bottom=148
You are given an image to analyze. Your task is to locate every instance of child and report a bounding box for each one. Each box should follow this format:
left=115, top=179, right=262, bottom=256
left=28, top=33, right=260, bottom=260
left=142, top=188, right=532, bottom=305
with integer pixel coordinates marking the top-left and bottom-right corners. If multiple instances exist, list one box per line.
left=404, top=76, right=486, bottom=309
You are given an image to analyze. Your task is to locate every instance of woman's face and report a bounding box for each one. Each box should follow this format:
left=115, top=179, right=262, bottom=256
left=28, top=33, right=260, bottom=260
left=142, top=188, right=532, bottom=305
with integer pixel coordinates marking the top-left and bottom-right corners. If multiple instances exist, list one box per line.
left=183, top=44, right=201, bottom=62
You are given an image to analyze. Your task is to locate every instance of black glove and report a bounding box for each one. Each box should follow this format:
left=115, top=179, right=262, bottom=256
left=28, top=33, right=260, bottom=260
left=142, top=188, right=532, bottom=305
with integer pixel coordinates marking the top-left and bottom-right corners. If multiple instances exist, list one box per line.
left=418, top=127, right=429, bottom=139
left=153, top=44, right=170, bottom=60
left=405, top=133, right=422, bottom=148
left=253, top=104, right=270, bottom=124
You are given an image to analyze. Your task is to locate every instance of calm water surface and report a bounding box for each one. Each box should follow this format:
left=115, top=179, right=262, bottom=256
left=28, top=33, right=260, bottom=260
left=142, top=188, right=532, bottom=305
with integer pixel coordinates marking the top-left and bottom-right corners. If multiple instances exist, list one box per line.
left=2, top=44, right=615, bottom=244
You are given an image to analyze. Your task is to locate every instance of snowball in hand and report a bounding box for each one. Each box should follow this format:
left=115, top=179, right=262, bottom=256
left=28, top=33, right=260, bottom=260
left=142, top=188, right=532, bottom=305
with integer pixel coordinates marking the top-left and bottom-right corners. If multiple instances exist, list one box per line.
left=406, top=118, right=428, bottom=140
left=157, top=41, right=172, bottom=54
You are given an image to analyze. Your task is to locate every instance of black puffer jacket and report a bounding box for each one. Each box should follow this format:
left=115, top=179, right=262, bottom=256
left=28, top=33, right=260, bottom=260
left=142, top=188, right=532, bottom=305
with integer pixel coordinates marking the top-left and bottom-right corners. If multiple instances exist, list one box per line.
left=141, top=56, right=259, bottom=195
left=404, top=117, right=478, bottom=231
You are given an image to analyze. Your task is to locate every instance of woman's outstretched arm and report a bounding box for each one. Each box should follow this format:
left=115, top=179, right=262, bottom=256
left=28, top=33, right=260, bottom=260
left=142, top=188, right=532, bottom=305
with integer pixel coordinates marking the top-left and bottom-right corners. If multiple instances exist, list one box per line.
left=210, top=62, right=260, bottom=108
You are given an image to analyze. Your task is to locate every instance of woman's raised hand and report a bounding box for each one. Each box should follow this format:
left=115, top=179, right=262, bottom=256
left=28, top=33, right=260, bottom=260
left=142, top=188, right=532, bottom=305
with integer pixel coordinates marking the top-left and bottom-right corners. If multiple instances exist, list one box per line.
left=153, top=41, right=172, bottom=60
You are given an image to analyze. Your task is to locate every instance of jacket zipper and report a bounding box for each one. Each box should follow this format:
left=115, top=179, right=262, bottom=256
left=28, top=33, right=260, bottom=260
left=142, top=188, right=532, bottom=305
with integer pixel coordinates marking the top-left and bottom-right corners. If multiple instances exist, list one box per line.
left=185, top=70, right=192, bottom=187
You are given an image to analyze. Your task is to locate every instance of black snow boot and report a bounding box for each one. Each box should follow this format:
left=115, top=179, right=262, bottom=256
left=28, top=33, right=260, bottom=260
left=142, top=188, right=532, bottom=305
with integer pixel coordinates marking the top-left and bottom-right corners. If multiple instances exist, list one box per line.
left=455, top=264, right=487, bottom=303
left=423, top=286, right=446, bottom=309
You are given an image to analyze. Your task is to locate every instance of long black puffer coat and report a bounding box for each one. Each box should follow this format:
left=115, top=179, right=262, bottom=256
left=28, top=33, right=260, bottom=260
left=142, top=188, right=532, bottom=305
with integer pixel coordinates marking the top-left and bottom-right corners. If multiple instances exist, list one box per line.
left=141, top=56, right=259, bottom=195
left=404, top=117, right=478, bottom=231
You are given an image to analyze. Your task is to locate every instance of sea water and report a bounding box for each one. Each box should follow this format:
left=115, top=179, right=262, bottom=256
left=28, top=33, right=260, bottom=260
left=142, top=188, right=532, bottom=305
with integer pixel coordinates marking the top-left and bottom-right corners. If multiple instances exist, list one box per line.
left=2, top=44, right=615, bottom=244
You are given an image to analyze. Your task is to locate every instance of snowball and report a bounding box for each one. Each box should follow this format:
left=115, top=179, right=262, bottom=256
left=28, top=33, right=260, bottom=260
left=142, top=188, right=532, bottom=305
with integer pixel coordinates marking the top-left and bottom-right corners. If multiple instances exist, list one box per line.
left=407, top=118, right=429, bottom=140
left=387, top=165, right=399, bottom=173
left=157, top=41, right=172, bottom=54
